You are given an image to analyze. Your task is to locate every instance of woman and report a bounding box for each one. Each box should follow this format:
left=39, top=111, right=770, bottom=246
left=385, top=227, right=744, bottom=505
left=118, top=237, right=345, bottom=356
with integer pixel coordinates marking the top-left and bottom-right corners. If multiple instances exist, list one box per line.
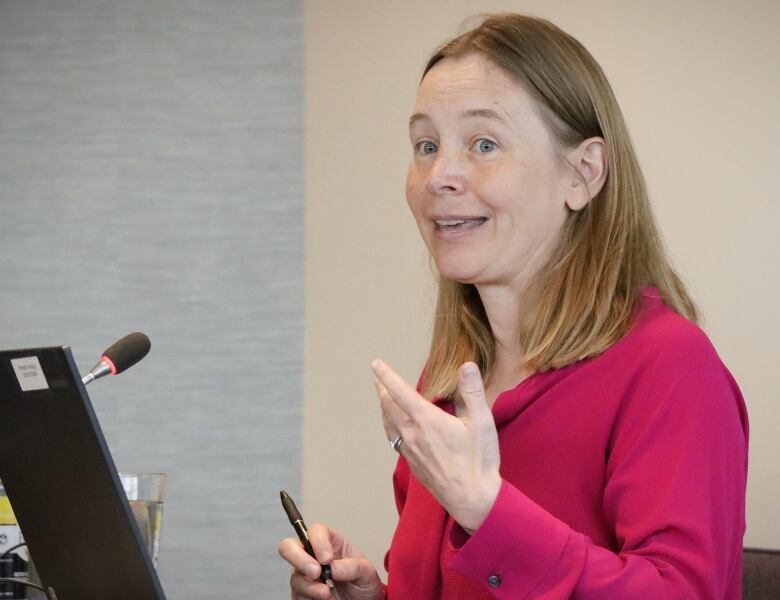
left=279, top=14, right=748, bottom=600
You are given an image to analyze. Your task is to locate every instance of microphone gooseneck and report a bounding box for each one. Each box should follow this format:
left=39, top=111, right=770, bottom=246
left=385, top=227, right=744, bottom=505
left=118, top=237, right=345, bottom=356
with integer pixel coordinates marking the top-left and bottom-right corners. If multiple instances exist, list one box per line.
left=81, top=332, right=151, bottom=386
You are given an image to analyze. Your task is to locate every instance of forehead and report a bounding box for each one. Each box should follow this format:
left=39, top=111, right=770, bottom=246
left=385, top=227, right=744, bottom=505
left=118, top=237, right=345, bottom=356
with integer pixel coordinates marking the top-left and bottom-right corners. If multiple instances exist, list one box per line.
left=413, top=53, right=535, bottom=121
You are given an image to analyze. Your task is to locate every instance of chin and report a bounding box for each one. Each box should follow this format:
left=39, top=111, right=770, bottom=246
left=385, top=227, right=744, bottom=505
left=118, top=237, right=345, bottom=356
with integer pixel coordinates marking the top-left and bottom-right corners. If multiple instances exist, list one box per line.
left=430, top=248, right=493, bottom=285
left=434, top=264, right=482, bottom=285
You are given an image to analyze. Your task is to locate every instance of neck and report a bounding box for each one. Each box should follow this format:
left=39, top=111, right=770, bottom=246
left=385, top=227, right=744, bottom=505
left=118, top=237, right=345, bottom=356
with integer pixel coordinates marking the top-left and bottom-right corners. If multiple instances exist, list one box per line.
left=476, top=282, right=535, bottom=404
left=475, top=282, right=526, bottom=368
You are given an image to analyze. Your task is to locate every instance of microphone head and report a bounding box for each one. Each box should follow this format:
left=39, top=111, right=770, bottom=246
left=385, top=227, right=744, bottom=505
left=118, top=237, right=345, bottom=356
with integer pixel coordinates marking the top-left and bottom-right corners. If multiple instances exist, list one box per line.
left=101, top=332, right=151, bottom=375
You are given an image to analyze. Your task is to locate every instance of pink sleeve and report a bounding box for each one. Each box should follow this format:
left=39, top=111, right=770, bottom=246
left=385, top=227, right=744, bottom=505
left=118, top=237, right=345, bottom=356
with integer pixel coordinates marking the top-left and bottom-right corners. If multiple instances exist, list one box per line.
left=384, top=457, right=411, bottom=574
left=449, top=328, right=748, bottom=599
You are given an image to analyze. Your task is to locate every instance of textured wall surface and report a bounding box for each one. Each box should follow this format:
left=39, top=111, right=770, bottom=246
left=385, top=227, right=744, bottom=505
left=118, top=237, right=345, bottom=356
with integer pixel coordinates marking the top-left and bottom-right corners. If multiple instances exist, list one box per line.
left=0, top=1, right=302, bottom=597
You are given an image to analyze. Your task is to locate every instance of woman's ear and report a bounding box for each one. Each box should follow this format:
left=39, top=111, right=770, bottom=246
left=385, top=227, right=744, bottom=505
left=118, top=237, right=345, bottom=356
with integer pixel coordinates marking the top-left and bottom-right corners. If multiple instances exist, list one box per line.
left=565, top=137, right=608, bottom=211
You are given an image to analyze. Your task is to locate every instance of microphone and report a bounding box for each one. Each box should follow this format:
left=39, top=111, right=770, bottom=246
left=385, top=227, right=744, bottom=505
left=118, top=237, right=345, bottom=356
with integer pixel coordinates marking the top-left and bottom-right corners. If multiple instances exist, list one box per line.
left=81, top=332, right=151, bottom=386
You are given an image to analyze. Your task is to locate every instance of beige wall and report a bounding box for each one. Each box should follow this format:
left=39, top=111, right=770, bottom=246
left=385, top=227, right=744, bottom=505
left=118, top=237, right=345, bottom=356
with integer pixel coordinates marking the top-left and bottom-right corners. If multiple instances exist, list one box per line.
left=304, top=0, right=780, bottom=573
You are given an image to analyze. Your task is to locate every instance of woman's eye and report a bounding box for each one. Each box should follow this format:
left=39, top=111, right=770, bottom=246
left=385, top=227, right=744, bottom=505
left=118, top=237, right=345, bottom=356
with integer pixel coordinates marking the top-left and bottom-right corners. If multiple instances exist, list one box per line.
left=475, top=138, right=497, bottom=153
left=415, top=140, right=437, bottom=155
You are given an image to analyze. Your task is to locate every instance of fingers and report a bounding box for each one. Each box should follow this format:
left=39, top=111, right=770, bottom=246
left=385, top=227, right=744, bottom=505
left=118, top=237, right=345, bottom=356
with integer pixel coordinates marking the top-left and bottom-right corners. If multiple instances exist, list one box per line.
left=290, top=571, right=333, bottom=600
left=278, top=537, right=321, bottom=579
left=374, top=377, right=410, bottom=441
left=280, top=533, right=334, bottom=600
left=371, top=359, right=434, bottom=419
left=278, top=522, right=338, bottom=578
left=373, top=358, right=490, bottom=427
left=330, top=556, right=380, bottom=586
left=307, top=523, right=335, bottom=563
left=281, top=525, right=383, bottom=600
left=290, top=558, right=380, bottom=599
left=280, top=539, right=331, bottom=600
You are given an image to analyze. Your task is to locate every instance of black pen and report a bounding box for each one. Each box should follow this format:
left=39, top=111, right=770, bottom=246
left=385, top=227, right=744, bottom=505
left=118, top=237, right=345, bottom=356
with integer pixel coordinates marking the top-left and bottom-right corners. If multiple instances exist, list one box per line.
left=280, top=490, right=343, bottom=599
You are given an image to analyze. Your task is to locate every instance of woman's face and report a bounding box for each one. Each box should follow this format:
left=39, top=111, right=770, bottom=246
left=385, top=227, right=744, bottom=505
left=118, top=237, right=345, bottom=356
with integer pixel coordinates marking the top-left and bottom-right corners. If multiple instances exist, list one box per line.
left=406, top=53, right=576, bottom=293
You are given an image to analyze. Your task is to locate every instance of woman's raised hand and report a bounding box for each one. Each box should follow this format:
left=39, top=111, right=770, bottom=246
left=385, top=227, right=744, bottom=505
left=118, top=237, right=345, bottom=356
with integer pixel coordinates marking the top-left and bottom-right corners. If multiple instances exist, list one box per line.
left=278, top=523, right=385, bottom=600
left=372, top=360, right=501, bottom=533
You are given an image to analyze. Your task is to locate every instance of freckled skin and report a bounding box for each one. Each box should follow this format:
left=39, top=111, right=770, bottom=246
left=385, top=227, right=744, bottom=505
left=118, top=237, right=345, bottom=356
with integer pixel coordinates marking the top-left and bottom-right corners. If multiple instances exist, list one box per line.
left=406, top=53, right=575, bottom=296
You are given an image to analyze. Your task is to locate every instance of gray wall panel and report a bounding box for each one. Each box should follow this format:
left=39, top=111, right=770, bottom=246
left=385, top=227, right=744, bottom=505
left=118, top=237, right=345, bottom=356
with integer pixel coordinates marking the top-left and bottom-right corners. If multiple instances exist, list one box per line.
left=0, top=1, right=302, bottom=597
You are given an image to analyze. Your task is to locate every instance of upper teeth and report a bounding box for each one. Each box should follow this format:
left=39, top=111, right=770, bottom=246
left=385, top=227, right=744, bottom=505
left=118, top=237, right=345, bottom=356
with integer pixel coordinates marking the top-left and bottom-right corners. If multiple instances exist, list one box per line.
left=437, top=219, right=468, bottom=226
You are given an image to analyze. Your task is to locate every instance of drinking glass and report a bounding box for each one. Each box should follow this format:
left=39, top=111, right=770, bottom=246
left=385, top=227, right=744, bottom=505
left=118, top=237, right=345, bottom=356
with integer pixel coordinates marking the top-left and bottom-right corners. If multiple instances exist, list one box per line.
left=119, top=473, right=166, bottom=569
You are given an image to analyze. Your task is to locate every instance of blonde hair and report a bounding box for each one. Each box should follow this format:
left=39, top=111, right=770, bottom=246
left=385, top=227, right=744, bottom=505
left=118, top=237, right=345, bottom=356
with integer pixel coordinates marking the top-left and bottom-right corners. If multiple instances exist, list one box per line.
left=420, top=14, right=698, bottom=400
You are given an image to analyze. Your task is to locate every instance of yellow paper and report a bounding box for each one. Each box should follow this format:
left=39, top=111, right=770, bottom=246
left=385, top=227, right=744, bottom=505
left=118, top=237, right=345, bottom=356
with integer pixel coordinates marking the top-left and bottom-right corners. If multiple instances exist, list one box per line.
left=0, top=496, right=17, bottom=525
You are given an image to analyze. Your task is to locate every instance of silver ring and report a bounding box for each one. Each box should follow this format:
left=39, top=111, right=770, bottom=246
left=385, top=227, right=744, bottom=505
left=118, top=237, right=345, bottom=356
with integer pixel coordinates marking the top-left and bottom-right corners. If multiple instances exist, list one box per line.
left=389, top=435, right=403, bottom=452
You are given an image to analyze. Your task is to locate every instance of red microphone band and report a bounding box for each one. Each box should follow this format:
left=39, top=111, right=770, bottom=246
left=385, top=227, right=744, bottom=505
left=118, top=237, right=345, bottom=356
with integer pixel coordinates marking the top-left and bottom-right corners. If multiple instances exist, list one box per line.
left=102, top=355, right=118, bottom=375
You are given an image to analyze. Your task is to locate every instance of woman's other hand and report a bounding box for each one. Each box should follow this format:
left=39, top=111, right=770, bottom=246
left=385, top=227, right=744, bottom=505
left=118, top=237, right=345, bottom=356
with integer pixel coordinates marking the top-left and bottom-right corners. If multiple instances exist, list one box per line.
left=278, top=523, right=385, bottom=600
left=372, top=359, right=501, bottom=533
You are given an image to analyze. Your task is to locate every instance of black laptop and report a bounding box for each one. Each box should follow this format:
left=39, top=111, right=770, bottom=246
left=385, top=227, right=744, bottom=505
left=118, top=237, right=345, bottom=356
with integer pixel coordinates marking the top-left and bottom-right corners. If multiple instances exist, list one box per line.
left=0, top=345, right=166, bottom=599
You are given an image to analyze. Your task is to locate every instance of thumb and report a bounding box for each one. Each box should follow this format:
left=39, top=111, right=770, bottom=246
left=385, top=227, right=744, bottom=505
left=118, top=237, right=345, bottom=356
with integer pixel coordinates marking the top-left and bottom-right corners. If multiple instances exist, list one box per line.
left=455, top=362, right=488, bottom=420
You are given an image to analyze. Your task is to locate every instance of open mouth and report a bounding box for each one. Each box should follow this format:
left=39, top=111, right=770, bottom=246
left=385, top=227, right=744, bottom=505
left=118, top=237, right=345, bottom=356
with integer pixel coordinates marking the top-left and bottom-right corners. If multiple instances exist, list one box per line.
left=433, top=217, right=488, bottom=232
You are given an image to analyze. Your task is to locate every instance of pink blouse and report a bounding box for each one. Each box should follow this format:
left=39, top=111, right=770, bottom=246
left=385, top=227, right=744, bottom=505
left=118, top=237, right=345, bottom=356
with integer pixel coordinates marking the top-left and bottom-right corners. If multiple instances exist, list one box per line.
left=385, top=289, right=748, bottom=599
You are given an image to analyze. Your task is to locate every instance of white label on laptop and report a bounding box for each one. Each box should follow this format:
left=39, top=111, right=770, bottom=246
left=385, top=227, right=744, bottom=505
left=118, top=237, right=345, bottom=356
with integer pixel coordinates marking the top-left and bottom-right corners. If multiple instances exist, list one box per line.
left=10, top=356, right=50, bottom=391
left=0, top=524, right=25, bottom=554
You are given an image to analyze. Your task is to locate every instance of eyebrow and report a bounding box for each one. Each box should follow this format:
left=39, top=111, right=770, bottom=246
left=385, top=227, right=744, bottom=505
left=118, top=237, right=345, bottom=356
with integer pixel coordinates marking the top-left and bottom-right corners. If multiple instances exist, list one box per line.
left=408, top=108, right=508, bottom=130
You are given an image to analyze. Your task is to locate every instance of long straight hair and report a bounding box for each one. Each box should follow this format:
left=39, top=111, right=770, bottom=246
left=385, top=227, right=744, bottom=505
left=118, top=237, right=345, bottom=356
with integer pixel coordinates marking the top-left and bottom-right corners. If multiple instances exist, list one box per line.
left=420, top=14, right=698, bottom=400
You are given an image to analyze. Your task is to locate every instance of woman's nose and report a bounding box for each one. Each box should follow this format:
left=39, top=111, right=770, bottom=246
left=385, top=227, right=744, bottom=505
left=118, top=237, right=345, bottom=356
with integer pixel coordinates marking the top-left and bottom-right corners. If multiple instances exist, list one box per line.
left=425, top=149, right=467, bottom=196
